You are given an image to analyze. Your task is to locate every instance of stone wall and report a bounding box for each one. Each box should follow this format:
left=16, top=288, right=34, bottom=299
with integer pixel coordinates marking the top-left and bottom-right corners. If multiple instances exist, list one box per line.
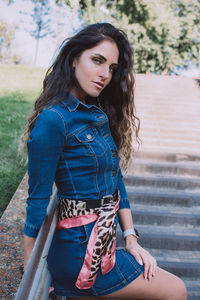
left=0, top=174, right=28, bottom=299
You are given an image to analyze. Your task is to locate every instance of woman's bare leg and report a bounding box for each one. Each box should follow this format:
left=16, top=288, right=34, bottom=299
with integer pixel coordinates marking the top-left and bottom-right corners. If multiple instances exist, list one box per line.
left=67, top=297, right=102, bottom=300
left=68, top=267, right=187, bottom=300
left=101, top=267, right=187, bottom=300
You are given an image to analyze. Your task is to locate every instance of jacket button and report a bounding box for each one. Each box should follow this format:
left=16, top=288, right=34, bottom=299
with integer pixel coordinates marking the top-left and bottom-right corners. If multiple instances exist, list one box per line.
left=86, top=134, right=92, bottom=140
left=112, top=151, right=117, bottom=157
left=112, top=171, right=117, bottom=176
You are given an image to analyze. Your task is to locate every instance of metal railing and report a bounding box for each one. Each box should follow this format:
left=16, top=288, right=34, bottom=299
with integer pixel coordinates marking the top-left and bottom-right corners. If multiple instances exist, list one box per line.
left=15, top=188, right=58, bottom=300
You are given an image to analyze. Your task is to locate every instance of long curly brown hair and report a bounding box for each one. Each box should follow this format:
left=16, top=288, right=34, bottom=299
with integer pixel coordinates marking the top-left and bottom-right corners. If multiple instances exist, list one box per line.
left=22, top=23, right=140, bottom=173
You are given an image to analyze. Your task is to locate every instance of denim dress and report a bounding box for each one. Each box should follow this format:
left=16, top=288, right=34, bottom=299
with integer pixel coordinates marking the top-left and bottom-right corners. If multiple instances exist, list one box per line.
left=24, top=93, right=144, bottom=297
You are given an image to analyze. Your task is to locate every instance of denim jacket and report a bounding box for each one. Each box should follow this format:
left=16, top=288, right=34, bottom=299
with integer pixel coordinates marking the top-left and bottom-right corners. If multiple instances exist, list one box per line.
left=24, top=93, right=130, bottom=238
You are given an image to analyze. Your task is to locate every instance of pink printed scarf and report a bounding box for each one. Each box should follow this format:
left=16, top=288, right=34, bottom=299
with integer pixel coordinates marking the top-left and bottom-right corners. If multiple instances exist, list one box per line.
left=56, top=194, right=120, bottom=289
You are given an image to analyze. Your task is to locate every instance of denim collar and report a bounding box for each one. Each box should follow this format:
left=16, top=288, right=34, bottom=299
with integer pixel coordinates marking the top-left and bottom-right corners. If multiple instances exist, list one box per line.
left=62, top=92, right=95, bottom=112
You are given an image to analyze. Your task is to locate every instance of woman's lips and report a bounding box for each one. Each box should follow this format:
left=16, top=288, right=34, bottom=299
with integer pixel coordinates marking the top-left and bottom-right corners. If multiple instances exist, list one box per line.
left=93, top=81, right=104, bottom=89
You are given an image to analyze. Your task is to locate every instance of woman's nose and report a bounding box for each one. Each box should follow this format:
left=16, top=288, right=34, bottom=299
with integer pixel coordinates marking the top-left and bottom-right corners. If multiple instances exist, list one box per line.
left=99, top=66, right=110, bottom=79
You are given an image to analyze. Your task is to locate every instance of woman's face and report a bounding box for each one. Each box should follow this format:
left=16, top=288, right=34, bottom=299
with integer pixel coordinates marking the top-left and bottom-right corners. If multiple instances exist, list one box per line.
left=72, top=39, right=119, bottom=101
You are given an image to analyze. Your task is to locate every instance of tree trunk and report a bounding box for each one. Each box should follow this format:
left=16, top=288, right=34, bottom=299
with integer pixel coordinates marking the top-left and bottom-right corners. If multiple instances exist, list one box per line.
left=162, top=67, right=169, bottom=75
left=34, top=38, right=39, bottom=65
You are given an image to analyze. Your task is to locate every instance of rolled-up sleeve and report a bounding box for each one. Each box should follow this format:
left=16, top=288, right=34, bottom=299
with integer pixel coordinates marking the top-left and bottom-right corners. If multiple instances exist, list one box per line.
left=24, top=108, right=66, bottom=238
left=117, top=168, right=131, bottom=210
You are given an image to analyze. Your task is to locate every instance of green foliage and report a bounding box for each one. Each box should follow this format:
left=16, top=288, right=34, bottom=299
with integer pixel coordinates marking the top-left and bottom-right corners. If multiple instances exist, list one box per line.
left=63, top=0, right=200, bottom=74
left=0, top=19, right=22, bottom=64
left=3, top=0, right=200, bottom=72
left=56, top=0, right=83, bottom=9
left=117, top=0, right=200, bottom=74
left=80, top=0, right=118, bottom=24
left=0, top=64, right=46, bottom=216
left=0, top=93, right=32, bottom=216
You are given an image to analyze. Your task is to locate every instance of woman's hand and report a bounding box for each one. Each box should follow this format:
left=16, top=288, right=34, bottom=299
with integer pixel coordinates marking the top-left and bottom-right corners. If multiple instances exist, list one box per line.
left=125, top=235, right=157, bottom=281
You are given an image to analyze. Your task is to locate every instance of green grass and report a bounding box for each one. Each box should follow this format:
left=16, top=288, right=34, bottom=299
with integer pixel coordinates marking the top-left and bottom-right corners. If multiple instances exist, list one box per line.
left=0, top=64, right=46, bottom=216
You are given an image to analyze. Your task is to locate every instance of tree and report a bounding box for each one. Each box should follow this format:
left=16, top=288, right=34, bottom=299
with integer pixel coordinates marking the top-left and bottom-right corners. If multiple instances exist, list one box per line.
left=62, top=0, right=200, bottom=74
left=0, top=19, right=21, bottom=64
left=116, top=0, right=200, bottom=74
left=169, top=0, right=200, bottom=72
left=5, top=0, right=200, bottom=73
left=21, top=0, right=52, bottom=65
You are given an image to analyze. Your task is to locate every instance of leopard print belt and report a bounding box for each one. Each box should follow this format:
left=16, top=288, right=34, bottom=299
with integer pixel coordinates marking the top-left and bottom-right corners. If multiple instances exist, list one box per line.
left=56, top=191, right=120, bottom=290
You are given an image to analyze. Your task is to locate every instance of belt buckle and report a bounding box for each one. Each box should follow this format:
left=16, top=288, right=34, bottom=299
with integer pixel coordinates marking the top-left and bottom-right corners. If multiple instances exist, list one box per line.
left=76, top=201, right=86, bottom=209
left=101, top=194, right=113, bottom=206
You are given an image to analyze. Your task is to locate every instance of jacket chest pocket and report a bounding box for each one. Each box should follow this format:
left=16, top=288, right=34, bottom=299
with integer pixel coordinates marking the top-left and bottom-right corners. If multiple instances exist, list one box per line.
left=74, top=127, right=108, bottom=157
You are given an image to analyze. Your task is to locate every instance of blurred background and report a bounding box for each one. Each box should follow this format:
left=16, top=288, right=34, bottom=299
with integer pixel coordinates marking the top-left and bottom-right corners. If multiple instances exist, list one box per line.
left=0, top=2, right=200, bottom=299
left=0, top=0, right=199, bottom=74
left=0, top=0, right=199, bottom=216
left=0, top=0, right=200, bottom=216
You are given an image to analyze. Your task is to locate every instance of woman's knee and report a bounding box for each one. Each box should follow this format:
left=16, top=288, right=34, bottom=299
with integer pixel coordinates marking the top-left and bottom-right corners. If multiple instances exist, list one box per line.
left=145, top=267, right=187, bottom=300
left=172, top=277, right=187, bottom=300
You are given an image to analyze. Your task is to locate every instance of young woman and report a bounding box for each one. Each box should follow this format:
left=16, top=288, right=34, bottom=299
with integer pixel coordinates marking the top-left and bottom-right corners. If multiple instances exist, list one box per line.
left=23, top=23, right=187, bottom=299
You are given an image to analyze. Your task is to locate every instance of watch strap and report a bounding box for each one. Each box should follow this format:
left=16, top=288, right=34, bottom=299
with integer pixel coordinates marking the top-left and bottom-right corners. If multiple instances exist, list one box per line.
left=122, top=228, right=139, bottom=239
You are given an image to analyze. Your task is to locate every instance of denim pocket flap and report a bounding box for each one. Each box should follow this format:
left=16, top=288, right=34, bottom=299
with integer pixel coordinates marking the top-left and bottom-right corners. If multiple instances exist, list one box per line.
left=75, top=127, right=97, bottom=143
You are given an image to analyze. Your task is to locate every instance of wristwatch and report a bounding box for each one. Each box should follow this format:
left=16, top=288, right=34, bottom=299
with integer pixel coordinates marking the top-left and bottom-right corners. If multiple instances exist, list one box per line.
left=122, top=228, right=140, bottom=239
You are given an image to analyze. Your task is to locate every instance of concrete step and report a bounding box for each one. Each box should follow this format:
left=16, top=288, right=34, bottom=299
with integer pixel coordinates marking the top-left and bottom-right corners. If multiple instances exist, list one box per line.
left=138, top=105, right=200, bottom=113
left=129, top=160, right=200, bottom=177
left=130, top=203, right=200, bottom=227
left=157, top=261, right=200, bottom=279
left=140, top=133, right=200, bottom=143
left=140, top=131, right=200, bottom=140
left=136, top=145, right=200, bottom=156
left=136, top=94, right=200, bottom=102
left=138, top=115, right=200, bottom=123
left=117, top=247, right=200, bottom=279
left=139, top=123, right=200, bottom=133
left=139, top=138, right=200, bottom=149
left=135, top=73, right=199, bottom=89
left=182, top=278, right=200, bottom=300
left=137, top=105, right=200, bottom=112
left=137, top=145, right=200, bottom=156
left=124, top=175, right=200, bottom=190
left=137, top=101, right=200, bottom=108
left=126, top=186, right=200, bottom=207
left=138, top=148, right=199, bottom=159
left=131, top=152, right=200, bottom=163
left=139, top=107, right=200, bottom=115
left=138, top=104, right=200, bottom=110
left=117, top=224, right=200, bottom=251
left=147, top=248, right=200, bottom=278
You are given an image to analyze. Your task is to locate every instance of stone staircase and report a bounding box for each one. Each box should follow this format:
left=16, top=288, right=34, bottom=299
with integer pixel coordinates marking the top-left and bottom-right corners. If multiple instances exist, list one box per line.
left=117, top=75, right=200, bottom=299
left=117, top=153, right=200, bottom=299
left=133, top=74, right=200, bottom=155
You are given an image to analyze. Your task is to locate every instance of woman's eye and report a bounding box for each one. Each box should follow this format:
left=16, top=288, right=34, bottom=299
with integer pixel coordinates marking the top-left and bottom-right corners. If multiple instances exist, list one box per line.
left=92, top=58, right=101, bottom=64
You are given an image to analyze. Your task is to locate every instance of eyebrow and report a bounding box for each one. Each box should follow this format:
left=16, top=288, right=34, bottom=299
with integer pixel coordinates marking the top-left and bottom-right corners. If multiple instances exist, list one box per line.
left=92, top=53, right=118, bottom=66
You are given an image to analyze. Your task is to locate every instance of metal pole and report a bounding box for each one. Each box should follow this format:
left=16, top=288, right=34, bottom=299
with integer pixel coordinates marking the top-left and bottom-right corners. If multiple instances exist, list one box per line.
left=15, top=188, right=58, bottom=300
